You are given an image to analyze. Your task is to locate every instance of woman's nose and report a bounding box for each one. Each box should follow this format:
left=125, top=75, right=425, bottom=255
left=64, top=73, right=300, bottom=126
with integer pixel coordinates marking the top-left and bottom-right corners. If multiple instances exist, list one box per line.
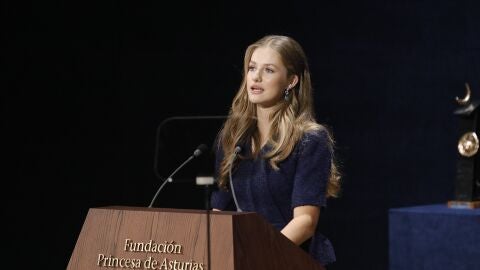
left=253, top=70, right=262, bottom=82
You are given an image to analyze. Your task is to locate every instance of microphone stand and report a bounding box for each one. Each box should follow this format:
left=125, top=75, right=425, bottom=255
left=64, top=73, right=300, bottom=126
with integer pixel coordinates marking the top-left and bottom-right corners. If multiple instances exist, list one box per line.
left=196, top=176, right=214, bottom=270
left=206, top=185, right=211, bottom=270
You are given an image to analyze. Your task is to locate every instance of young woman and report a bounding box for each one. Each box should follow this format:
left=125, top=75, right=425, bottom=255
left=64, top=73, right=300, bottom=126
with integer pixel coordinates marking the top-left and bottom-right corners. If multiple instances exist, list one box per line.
left=211, top=35, right=340, bottom=266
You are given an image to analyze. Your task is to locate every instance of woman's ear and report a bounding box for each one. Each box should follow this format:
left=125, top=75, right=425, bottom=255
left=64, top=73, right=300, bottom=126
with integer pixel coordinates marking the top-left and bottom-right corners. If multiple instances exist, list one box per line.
left=288, top=75, right=299, bottom=89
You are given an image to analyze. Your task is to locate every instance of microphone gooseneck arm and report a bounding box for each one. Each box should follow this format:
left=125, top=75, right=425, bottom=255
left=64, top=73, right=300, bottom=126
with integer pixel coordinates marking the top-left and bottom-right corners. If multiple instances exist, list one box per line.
left=148, top=155, right=194, bottom=208
left=229, top=146, right=243, bottom=212
left=148, top=144, right=208, bottom=208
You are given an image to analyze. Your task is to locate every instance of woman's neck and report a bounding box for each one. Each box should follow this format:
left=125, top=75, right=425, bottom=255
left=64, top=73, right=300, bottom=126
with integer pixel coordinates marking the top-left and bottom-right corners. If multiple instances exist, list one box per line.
left=256, top=106, right=273, bottom=147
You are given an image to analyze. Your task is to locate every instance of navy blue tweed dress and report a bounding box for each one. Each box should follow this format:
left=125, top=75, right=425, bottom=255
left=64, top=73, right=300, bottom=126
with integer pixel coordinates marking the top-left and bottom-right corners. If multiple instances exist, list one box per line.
left=210, top=129, right=336, bottom=265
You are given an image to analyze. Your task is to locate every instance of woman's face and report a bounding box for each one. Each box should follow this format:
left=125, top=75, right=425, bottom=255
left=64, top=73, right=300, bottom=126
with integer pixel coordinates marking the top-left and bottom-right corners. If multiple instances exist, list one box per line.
left=246, top=46, right=291, bottom=108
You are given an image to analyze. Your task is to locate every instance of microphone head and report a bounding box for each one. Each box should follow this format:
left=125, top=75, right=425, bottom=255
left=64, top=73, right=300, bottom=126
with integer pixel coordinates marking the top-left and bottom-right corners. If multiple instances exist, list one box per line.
left=234, top=146, right=242, bottom=155
left=193, top=144, right=208, bottom=157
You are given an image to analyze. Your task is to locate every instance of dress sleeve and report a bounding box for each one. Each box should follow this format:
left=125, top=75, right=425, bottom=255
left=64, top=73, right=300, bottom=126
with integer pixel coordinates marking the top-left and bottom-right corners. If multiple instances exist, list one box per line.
left=292, top=129, right=332, bottom=209
left=210, top=139, right=233, bottom=210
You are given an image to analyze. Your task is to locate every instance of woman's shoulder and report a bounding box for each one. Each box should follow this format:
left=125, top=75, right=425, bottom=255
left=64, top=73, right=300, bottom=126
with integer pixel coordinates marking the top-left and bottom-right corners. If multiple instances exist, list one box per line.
left=300, top=123, right=332, bottom=146
left=291, top=123, right=334, bottom=162
left=292, top=123, right=333, bottom=158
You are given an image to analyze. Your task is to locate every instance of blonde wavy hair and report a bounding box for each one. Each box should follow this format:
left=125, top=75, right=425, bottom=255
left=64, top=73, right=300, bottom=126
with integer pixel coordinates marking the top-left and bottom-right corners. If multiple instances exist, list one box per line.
left=217, top=35, right=341, bottom=198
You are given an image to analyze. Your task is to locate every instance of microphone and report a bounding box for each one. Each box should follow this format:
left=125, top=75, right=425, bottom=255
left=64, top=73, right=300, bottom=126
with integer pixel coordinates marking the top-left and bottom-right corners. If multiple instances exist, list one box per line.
left=148, top=144, right=208, bottom=208
left=229, top=145, right=243, bottom=212
left=233, top=145, right=242, bottom=155
left=194, top=144, right=208, bottom=157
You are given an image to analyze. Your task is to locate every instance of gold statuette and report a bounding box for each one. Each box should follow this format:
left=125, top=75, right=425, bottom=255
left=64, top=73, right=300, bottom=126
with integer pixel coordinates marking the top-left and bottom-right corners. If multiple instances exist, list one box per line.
left=456, top=83, right=472, bottom=105
left=458, top=132, right=479, bottom=157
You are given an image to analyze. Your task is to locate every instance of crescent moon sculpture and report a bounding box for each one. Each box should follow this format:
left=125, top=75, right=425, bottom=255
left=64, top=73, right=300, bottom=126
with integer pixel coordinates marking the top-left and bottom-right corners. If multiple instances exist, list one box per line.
left=456, top=83, right=471, bottom=105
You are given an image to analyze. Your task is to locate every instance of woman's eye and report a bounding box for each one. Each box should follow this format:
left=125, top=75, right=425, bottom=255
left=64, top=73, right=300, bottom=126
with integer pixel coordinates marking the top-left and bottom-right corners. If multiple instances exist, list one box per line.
left=248, top=66, right=255, bottom=71
left=266, top=68, right=274, bottom=73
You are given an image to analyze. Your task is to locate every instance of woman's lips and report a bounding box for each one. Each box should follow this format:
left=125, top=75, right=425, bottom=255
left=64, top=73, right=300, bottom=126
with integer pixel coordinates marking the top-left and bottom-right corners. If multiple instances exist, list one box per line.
left=250, top=87, right=264, bottom=94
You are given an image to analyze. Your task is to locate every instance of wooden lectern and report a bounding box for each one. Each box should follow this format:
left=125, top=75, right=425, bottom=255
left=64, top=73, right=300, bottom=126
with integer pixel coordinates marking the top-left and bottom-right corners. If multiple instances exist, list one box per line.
left=68, top=206, right=325, bottom=270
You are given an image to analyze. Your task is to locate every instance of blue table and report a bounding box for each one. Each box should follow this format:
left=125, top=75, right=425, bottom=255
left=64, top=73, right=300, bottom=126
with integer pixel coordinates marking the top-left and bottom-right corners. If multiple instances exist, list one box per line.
left=389, top=204, right=480, bottom=270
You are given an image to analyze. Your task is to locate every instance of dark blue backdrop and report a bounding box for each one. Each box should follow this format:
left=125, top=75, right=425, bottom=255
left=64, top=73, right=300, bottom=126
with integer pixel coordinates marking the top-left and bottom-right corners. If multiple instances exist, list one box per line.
left=4, top=1, right=480, bottom=269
